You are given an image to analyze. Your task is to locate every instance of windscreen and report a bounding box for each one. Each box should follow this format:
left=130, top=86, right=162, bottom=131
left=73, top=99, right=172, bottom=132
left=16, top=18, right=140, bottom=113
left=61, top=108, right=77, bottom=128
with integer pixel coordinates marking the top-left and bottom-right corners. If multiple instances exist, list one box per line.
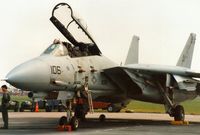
left=42, top=44, right=68, bottom=57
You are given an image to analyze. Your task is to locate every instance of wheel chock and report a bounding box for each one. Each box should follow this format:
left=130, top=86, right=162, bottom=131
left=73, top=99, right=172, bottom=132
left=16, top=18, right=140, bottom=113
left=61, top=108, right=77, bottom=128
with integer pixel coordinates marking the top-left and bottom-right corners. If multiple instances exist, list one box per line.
left=170, top=120, right=189, bottom=125
left=57, top=125, right=72, bottom=132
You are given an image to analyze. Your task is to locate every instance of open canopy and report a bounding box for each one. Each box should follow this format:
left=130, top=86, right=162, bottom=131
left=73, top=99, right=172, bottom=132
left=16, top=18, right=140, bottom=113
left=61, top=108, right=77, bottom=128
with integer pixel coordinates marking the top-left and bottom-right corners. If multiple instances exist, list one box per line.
left=50, top=3, right=101, bottom=55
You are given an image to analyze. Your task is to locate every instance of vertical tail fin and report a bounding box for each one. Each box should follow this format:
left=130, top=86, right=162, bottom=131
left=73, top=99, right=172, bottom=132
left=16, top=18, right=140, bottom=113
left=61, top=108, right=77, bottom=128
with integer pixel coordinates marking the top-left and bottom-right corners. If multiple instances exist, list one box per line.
left=176, top=33, right=196, bottom=68
left=125, top=35, right=139, bottom=65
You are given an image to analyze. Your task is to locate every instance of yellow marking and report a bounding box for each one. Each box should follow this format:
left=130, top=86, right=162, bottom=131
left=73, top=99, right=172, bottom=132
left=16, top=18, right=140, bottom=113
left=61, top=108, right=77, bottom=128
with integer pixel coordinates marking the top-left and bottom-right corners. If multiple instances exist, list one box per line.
left=170, top=121, right=189, bottom=125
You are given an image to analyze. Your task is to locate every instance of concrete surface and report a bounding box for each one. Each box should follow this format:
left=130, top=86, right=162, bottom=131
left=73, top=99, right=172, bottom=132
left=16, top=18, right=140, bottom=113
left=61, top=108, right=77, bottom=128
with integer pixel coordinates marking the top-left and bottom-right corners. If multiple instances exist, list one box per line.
left=0, top=112, right=200, bottom=135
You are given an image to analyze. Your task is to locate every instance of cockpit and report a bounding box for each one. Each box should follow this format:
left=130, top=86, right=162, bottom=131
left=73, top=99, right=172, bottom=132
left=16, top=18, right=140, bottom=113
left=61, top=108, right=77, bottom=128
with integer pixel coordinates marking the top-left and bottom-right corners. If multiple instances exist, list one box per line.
left=42, top=39, right=90, bottom=57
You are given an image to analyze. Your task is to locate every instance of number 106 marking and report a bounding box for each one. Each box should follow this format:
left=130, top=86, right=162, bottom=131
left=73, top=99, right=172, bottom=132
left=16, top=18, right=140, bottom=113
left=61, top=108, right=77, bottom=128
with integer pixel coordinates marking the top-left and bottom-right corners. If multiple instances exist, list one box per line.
left=50, top=66, right=61, bottom=74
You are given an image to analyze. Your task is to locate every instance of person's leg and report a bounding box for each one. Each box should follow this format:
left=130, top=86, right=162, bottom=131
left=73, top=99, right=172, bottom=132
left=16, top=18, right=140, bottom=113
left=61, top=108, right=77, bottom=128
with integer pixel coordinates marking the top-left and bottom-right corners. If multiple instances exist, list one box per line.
left=2, top=109, right=8, bottom=129
left=4, top=109, right=8, bottom=129
left=2, top=109, right=5, bottom=124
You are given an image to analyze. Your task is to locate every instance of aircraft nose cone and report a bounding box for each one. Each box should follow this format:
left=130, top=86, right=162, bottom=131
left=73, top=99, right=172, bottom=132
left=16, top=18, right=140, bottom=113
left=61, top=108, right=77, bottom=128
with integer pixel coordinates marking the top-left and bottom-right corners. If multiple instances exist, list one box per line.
left=6, top=58, right=50, bottom=91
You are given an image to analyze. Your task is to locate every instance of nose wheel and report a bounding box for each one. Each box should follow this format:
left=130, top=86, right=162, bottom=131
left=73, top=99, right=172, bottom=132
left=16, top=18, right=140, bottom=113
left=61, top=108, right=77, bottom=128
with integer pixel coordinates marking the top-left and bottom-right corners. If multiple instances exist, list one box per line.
left=70, top=116, right=79, bottom=130
left=58, top=100, right=79, bottom=131
left=58, top=116, right=79, bottom=130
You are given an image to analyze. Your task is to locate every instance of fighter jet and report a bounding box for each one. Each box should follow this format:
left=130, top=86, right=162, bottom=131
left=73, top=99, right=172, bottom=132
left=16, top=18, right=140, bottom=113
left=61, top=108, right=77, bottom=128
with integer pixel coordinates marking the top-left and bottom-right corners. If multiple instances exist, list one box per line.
left=5, top=3, right=200, bottom=130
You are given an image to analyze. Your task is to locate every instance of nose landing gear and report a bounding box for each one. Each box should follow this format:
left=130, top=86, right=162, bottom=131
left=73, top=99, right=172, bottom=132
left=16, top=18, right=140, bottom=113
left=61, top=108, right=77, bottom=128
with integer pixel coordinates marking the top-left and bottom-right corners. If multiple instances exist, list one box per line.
left=58, top=100, right=79, bottom=131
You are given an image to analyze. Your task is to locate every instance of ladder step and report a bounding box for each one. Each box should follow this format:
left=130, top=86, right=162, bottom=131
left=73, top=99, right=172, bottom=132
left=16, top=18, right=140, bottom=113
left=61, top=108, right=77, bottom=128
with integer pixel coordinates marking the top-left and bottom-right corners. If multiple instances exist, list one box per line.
left=87, top=90, right=94, bottom=113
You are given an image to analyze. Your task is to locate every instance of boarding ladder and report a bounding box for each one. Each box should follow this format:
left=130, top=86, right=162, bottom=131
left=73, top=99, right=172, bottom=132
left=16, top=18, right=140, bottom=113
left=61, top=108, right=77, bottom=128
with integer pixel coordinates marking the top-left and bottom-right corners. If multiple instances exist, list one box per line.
left=84, top=80, right=94, bottom=113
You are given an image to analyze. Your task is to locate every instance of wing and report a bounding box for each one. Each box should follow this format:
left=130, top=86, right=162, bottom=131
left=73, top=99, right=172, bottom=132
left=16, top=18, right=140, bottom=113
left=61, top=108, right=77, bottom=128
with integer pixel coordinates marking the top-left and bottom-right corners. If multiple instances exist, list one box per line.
left=124, top=64, right=200, bottom=78
left=104, top=64, right=200, bottom=99
left=104, top=64, right=168, bottom=91
left=103, top=65, right=166, bottom=103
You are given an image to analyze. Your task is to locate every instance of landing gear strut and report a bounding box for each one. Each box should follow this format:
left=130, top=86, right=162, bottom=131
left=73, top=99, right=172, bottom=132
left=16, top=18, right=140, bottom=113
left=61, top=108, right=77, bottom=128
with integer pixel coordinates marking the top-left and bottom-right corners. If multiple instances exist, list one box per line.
left=74, top=103, right=88, bottom=121
left=156, top=80, right=185, bottom=121
left=74, top=76, right=94, bottom=121
left=58, top=76, right=94, bottom=130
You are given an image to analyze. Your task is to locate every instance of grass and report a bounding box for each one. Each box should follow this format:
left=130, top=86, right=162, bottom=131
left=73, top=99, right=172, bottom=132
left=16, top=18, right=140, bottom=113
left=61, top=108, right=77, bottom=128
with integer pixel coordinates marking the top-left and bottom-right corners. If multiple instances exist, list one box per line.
left=181, top=98, right=200, bottom=114
left=10, top=95, right=31, bottom=104
left=0, top=95, right=31, bottom=105
left=10, top=95, right=31, bottom=101
left=125, top=100, right=165, bottom=113
left=125, top=98, right=200, bottom=114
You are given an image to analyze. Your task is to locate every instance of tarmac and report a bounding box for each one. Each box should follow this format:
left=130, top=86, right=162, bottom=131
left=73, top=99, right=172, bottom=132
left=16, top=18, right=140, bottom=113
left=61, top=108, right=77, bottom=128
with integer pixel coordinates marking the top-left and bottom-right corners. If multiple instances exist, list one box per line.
left=0, top=112, right=200, bottom=135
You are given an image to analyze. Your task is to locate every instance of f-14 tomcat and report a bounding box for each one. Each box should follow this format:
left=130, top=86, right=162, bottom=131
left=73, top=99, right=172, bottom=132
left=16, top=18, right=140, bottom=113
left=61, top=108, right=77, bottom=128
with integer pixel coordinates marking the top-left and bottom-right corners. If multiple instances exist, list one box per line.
left=5, top=3, right=200, bottom=130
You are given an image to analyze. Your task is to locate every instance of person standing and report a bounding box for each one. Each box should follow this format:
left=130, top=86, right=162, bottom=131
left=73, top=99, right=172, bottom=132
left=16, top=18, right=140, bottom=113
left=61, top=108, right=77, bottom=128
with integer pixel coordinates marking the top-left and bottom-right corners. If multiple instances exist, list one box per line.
left=1, top=85, right=10, bottom=129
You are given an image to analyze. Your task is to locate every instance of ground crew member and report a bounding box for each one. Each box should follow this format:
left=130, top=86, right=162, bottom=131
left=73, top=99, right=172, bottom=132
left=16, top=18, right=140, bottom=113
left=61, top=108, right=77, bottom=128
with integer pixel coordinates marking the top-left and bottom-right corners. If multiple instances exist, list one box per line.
left=1, top=85, right=10, bottom=129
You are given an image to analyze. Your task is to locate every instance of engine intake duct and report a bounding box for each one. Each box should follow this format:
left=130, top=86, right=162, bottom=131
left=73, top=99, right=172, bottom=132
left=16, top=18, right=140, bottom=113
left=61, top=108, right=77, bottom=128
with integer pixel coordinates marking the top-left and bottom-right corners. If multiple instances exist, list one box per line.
left=28, top=92, right=47, bottom=98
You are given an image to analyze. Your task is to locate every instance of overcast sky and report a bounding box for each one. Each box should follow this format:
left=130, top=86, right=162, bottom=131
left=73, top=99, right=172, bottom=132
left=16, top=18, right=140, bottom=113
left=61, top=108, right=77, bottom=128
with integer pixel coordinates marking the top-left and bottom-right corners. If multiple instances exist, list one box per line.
left=1, top=0, right=200, bottom=86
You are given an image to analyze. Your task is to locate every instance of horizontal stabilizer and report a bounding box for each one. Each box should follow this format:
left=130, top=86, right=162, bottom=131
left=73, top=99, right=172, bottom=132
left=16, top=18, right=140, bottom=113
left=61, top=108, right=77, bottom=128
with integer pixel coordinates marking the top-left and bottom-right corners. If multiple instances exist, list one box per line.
left=125, top=36, right=139, bottom=65
left=176, top=33, right=196, bottom=68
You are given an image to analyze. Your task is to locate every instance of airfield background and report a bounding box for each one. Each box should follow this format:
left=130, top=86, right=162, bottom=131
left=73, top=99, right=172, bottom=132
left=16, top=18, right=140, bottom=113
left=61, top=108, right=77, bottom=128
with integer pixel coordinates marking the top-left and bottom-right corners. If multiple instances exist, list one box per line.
left=0, top=93, right=200, bottom=114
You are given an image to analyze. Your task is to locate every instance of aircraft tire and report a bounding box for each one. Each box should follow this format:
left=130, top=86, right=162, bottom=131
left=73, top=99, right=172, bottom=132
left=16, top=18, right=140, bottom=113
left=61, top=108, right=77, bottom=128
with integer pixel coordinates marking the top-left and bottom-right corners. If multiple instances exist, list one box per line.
left=59, top=116, right=67, bottom=126
left=107, top=105, right=114, bottom=112
left=70, top=116, right=79, bottom=130
left=107, top=104, right=121, bottom=112
left=173, top=105, right=185, bottom=121
left=99, top=114, right=106, bottom=122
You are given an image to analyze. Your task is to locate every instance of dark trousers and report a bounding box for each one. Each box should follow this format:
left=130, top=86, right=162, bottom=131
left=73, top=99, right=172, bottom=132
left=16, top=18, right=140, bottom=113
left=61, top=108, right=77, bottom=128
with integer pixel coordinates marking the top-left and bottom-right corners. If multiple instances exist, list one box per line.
left=2, top=107, right=8, bottom=128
